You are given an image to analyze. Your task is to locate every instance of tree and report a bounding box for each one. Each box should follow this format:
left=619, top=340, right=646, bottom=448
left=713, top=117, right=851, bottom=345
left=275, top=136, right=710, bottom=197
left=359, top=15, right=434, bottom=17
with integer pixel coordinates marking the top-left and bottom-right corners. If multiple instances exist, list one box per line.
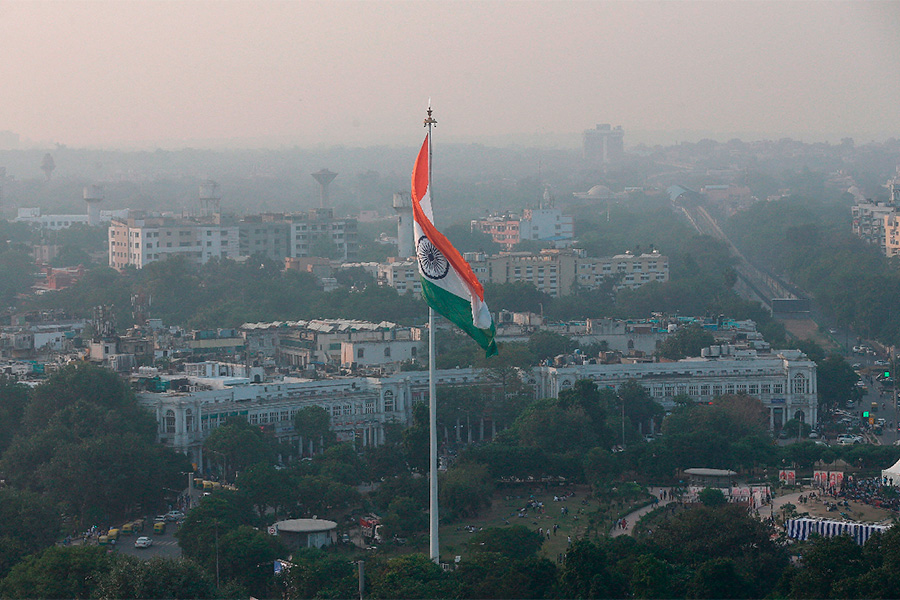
left=93, top=556, right=216, bottom=600
left=482, top=281, right=551, bottom=314
left=402, top=402, right=430, bottom=473
left=559, top=539, right=627, bottom=599
left=619, top=379, right=665, bottom=435
left=784, top=534, right=866, bottom=599
left=0, top=546, right=112, bottom=600
left=38, top=432, right=190, bottom=526
left=281, top=548, right=358, bottom=599
left=217, top=525, right=287, bottom=597
left=22, top=363, right=155, bottom=436
left=0, top=378, right=28, bottom=454
left=203, top=417, right=274, bottom=480
left=0, top=489, right=60, bottom=578
left=687, top=557, right=749, bottom=599
left=511, top=398, right=598, bottom=454
left=527, top=330, right=576, bottom=362
left=651, top=505, right=787, bottom=598
left=439, top=463, right=495, bottom=520
left=466, top=525, right=543, bottom=560
left=176, top=491, right=256, bottom=564
left=656, top=324, right=715, bottom=360
left=293, top=405, right=334, bottom=456
left=454, top=552, right=557, bottom=599
left=380, top=496, right=428, bottom=539
left=368, top=554, right=456, bottom=599
left=816, top=353, right=860, bottom=408
left=697, top=487, right=726, bottom=507
left=235, top=463, right=297, bottom=519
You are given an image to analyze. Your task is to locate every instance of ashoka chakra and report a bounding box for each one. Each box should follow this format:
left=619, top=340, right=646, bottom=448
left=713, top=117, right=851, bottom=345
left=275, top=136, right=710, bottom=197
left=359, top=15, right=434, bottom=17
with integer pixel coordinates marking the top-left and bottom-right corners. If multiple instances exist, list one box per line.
left=416, top=236, right=450, bottom=280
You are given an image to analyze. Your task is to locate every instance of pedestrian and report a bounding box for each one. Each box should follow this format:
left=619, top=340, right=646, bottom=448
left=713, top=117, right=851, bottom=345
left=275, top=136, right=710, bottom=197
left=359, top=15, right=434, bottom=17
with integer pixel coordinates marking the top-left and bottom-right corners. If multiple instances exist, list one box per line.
left=567, top=535, right=572, bottom=545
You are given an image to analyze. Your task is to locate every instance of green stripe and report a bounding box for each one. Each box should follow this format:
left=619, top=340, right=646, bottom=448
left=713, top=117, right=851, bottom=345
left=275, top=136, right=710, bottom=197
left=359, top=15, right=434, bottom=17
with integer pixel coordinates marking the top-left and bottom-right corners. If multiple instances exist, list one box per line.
left=421, top=277, right=498, bottom=357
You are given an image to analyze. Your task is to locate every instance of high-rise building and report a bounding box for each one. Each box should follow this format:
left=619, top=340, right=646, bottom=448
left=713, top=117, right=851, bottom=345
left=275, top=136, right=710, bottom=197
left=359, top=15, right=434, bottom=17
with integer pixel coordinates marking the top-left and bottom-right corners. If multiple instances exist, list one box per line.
left=583, top=123, right=625, bottom=164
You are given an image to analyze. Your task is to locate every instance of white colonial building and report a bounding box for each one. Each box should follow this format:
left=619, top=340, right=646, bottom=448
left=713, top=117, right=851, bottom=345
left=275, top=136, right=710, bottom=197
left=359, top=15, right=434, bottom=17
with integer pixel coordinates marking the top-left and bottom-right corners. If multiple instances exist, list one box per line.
left=137, top=367, right=487, bottom=469
left=532, top=348, right=817, bottom=431
left=139, top=347, right=817, bottom=468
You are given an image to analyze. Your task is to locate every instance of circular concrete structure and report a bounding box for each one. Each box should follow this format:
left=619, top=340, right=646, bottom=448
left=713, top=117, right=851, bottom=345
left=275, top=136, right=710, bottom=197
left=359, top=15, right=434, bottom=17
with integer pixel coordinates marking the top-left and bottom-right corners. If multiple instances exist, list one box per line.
left=273, top=518, right=337, bottom=550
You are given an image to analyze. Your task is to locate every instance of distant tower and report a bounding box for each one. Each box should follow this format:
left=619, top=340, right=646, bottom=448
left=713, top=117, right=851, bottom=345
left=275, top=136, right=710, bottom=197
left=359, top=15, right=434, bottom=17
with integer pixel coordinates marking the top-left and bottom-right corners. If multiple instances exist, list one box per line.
left=41, top=153, right=55, bottom=180
left=311, top=169, right=337, bottom=208
left=583, top=124, right=624, bottom=164
left=84, top=184, right=104, bottom=226
left=393, top=192, right=414, bottom=258
left=199, top=180, right=221, bottom=216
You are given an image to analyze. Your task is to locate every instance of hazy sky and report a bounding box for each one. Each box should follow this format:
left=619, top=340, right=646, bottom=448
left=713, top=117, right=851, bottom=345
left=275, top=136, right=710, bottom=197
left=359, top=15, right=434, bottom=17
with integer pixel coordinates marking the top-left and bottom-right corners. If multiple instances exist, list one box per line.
left=1, top=0, right=898, bottom=149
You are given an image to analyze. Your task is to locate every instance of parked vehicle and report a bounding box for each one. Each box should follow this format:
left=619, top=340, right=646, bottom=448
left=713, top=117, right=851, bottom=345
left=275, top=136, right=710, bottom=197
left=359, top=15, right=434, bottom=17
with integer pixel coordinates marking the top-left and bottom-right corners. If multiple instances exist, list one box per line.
left=360, top=514, right=383, bottom=544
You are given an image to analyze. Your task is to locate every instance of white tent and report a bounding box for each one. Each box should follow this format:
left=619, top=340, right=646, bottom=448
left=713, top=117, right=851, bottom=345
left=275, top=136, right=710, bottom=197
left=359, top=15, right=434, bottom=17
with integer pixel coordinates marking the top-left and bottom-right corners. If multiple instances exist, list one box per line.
left=881, top=458, right=900, bottom=487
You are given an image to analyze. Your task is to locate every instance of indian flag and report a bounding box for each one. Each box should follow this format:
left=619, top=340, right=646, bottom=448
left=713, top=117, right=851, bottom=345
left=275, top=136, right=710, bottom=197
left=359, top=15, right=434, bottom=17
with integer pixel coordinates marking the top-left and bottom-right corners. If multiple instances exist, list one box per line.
left=411, top=134, right=498, bottom=357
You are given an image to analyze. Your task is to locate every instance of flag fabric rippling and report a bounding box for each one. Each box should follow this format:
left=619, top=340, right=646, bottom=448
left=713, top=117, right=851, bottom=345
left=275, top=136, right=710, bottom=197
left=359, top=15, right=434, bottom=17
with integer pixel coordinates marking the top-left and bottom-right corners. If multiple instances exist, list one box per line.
left=411, top=134, right=497, bottom=357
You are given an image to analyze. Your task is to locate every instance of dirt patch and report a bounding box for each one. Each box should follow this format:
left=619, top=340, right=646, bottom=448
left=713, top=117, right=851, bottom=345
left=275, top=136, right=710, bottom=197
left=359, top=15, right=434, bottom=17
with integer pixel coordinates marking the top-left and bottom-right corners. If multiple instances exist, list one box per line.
left=780, top=317, right=837, bottom=349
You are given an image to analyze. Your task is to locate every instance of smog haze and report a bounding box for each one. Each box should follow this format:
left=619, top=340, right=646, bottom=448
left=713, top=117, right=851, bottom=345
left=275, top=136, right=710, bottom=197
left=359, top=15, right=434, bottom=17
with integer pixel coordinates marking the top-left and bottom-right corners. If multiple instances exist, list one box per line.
left=0, top=0, right=898, bottom=149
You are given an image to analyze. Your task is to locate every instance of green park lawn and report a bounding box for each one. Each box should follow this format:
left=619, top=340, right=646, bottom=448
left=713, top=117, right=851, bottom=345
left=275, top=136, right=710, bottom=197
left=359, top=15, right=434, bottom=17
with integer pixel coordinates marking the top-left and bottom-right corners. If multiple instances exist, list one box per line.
left=436, top=483, right=652, bottom=563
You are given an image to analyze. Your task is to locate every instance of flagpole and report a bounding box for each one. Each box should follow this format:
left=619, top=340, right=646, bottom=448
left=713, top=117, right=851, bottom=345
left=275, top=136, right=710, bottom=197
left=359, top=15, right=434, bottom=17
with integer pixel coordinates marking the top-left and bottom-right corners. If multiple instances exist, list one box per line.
left=424, top=103, right=440, bottom=564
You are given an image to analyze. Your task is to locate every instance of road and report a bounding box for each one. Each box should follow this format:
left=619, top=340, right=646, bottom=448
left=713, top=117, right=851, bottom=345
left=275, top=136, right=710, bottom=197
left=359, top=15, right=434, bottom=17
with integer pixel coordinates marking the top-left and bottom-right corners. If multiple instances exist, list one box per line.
left=115, top=526, right=183, bottom=559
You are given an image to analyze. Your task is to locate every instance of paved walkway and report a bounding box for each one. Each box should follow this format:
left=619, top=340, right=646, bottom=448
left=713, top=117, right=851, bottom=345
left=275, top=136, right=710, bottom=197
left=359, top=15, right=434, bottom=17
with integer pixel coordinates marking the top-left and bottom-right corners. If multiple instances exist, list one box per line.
left=610, top=487, right=674, bottom=537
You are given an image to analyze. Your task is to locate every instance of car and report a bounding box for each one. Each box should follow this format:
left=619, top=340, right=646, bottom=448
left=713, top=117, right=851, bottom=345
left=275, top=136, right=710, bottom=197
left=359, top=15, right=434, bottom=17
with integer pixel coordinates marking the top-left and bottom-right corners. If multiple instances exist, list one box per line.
left=164, top=511, right=185, bottom=522
left=838, top=434, right=863, bottom=445
left=875, top=360, right=889, bottom=366
left=808, top=431, right=819, bottom=439
left=134, top=536, right=153, bottom=548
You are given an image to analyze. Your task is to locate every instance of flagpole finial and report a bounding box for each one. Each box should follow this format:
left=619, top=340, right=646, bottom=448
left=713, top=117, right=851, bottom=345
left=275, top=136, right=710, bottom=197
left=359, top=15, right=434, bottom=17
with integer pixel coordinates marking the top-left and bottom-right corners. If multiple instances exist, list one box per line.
left=424, top=103, right=437, bottom=128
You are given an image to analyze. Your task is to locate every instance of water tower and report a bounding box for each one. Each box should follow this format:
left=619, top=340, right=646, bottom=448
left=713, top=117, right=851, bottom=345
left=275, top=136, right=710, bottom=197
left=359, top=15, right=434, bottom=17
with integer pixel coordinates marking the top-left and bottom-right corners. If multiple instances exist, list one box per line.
left=199, top=180, right=221, bottom=216
left=393, top=192, right=414, bottom=258
left=311, top=169, right=337, bottom=208
left=84, top=184, right=104, bottom=226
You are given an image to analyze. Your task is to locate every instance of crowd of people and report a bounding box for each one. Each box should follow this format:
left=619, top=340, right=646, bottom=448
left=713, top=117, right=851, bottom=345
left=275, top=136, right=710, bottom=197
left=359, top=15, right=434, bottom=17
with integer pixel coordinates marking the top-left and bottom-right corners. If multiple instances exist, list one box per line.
left=837, top=476, right=900, bottom=512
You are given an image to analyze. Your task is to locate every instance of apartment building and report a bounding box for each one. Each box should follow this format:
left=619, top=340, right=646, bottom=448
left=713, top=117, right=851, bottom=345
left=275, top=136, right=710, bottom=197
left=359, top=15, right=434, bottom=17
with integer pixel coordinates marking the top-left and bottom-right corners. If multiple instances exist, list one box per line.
left=465, top=248, right=668, bottom=297
left=109, top=215, right=240, bottom=270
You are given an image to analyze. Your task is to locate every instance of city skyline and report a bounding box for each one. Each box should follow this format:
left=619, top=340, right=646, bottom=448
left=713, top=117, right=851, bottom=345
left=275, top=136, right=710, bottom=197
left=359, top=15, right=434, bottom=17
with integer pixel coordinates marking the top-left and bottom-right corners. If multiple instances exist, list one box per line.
left=1, top=0, right=898, bottom=149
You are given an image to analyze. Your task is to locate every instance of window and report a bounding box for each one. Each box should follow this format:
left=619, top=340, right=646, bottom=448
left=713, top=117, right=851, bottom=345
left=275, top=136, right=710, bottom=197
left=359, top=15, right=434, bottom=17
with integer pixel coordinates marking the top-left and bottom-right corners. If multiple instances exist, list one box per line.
left=384, top=347, right=391, bottom=357
left=357, top=348, right=365, bottom=359
left=792, top=373, right=809, bottom=394
left=384, top=391, right=395, bottom=412
left=773, top=383, right=784, bottom=394
left=185, top=409, right=194, bottom=432
left=365, top=400, right=375, bottom=414
left=165, top=410, right=176, bottom=434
